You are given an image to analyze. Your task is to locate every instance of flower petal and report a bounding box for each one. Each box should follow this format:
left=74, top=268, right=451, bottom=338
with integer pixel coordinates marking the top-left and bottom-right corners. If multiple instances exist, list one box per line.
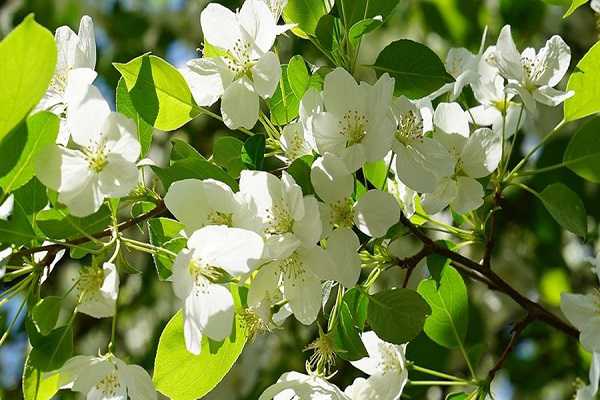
left=185, top=282, right=235, bottom=342
left=181, top=57, right=232, bottom=106
left=311, top=153, right=353, bottom=204
left=354, top=190, right=401, bottom=238
left=221, top=78, right=259, bottom=129
left=200, top=3, right=241, bottom=51
left=251, top=51, right=281, bottom=98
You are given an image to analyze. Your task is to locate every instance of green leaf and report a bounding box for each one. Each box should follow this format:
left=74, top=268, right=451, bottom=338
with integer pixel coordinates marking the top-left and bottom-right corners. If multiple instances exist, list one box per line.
left=147, top=217, right=186, bottom=280
left=22, top=354, right=59, bottom=400
left=367, top=288, right=431, bottom=344
left=269, top=65, right=302, bottom=125
left=329, top=301, right=368, bottom=361
left=288, top=56, right=310, bottom=99
left=153, top=310, right=247, bottom=400
left=373, top=40, right=454, bottom=99
left=0, top=112, right=59, bottom=194
left=563, top=117, right=600, bottom=182
left=29, top=325, right=73, bottom=372
left=283, top=0, right=332, bottom=38
left=538, top=183, right=587, bottom=238
left=315, top=15, right=343, bottom=54
left=564, top=41, right=600, bottom=121
left=348, top=17, right=383, bottom=45
left=170, top=138, right=205, bottom=161
left=0, top=179, right=47, bottom=246
left=563, top=0, right=589, bottom=17
left=343, top=287, right=369, bottom=330
left=0, top=14, right=56, bottom=139
left=241, top=134, right=266, bottom=170
left=36, top=205, right=112, bottom=240
left=340, top=0, right=399, bottom=27
left=417, top=265, right=469, bottom=349
left=153, top=158, right=237, bottom=191
left=116, top=78, right=153, bottom=156
left=114, top=54, right=200, bottom=131
left=213, top=136, right=245, bottom=178
left=287, top=155, right=315, bottom=195
left=32, top=296, right=61, bottom=336
left=363, top=160, right=388, bottom=189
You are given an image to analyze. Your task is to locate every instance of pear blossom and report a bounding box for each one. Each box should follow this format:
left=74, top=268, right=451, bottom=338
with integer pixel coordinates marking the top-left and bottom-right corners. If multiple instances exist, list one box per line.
left=279, top=122, right=314, bottom=161
left=36, top=16, right=97, bottom=145
left=421, top=103, right=501, bottom=214
left=36, top=87, right=141, bottom=217
left=239, top=170, right=322, bottom=259
left=77, top=262, right=119, bottom=319
left=575, top=352, right=600, bottom=400
left=593, top=0, right=600, bottom=13
left=386, top=161, right=418, bottom=218
left=259, top=0, right=295, bottom=34
left=310, top=68, right=395, bottom=172
left=180, top=0, right=282, bottom=129
left=164, top=178, right=259, bottom=234
left=488, top=25, right=572, bottom=114
left=259, top=371, right=349, bottom=400
left=391, top=96, right=453, bottom=193
left=345, top=331, right=409, bottom=400
left=310, top=153, right=401, bottom=239
left=172, top=225, right=264, bottom=354
left=55, top=353, right=156, bottom=399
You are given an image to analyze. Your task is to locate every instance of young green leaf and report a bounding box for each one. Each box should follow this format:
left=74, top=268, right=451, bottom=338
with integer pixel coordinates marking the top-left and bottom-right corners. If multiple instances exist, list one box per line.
left=0, top=14, right=56, bottom=140
left=363, top=160, right=388, bottom=189
left=283, top=0, right=332, bottom=38
left=563, top=0, right=589, bottom=17
left=373, top=40, right=454, bottom=99
left=339, top=0, right=399, bottom=27
left=329, top=301, right=368, bottom=361
left=348, top=17, right=383, bottom=45
left=563, top=117, right=600, bottom=182
left=153, top=310, right=247, bottom=400
left=29, top=325, right=73, bottom=372
left=22, top=354, right=59, bottom=400
left=269, top=65, right=302, bottom=125
left=241, top=134, right=266, bottom=170
left=564, top=41, right=600, bottom=121
left=147, top=217, right=186, bottom=280
left=36, top=205, right=112, bottom=240
left=170, top=138, right=205, bottom=161
left=287, top=155, right=315, bottom=195
left=116, top=78, right=154, bottom=156
left=539, top=183, right=587, bottom=238
left=213, top=136, right=245, bottom=178
left=153, top=158, right=238, bottom=191
left=288, top=56, right=310, bottom=99
left=367, top=288, right=431, bottom=345
left=417, top=265, right=469, bottom=349
left=32, top=296, right=62, bottom=336
left=114, top=54, right=200, bottom=131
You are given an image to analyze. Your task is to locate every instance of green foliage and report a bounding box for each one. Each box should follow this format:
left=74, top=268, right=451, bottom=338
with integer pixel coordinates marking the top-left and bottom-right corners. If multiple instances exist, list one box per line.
left=367, top=288, right=431, bottom=344
left=339, top=0, right=400, bottom=26
left=116, top=78, right=154, bottom=156
left=36, top=205, right=112, bottom=240
left=563, top=0, right=589, bottom=16
left=0, top=14, right=56, bottom=140
left=283, top=0, right=332, bottom=38
left=147, top=217, right=186, bottom=280
left=564, top=41, right=600, bottom=121
left=417, top=265, right=469, bottom=349
left=269, top=56, right=310, bottom=125
left=348, top=18, right=383, bottom=45
left=0, top=112, right=59, bottom=195
left=363, top=160, right=388, bottom=189
left=329, top=288, right=369, bottom=361
left=241, top=134, right=266, bottom=170
left=538, top=183, right=587, bottom=238
left=563, top=117, right=600, bottom=182
left=213, top=136, right=245, bottom=178
left=373, top=40, right=454, bottom=98
left=0, top=179, right=47, bottom=246
left=287, top=155, right=315, bottom=195
left=153, top=309, right=247, bottom=400
left=114, top=54, right=199, bottom=131
left=22, top=354, right=59, bottom=400
left=31, top=296, right=61, bottom=336
left=28, top=325, right=73, bottom=372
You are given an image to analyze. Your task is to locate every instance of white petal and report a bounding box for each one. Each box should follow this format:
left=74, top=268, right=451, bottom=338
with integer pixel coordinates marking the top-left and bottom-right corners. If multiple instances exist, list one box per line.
left=121, top=364, right=157, bottom=400
left=221, top=78, right=259, bottom=129
left=311, top=112, right=346, bottom=156
left=282, top=258, right=322, bottom=325
left=292, top=195, right=322, bottom=247
left=100, top=262, right=119, bottom=301
left=76, top=15, right=96, bottom=69
left=102, top=113, right=140, bottom=162
left=469, top=105, right=499, bottom=126
left=323, top=68, right=360, bottom=116
left=63, top=68, right=97, bottom=108
left=494, top=25, right=523, bottom=81
left=67, top=85, right=111, bottom=148
left=252, top=52, right=281, bottom=98
left=184, top=315, right=203, bottom=355
left=560, top=293, right=598, bottom=331
left=181, top=58, right=232, bottom=106
left=533, top=86, right=574, bottom=107
left=433, top=102, right=470, bottom=137
left=172, top=250, right=194, bottom=300
left=71, top=359, right=114, bottom=394
left=36, top=145, right=89, bottom=192
left=311, top=153, right=353, bottom=203
left=54, top=25, right=78, bottom=72
left=57, top=355, right=96, bottom=389
left=532, top=35, right=571, bottom=87
left=420, top=177, right=457, bottom=215
left=450, top=176, right=484, bottom=214
left=185, top=282, right=235, bottom=342
left=248, top=263, right=282, bottom=308
left=58, top=176, right=104, bottom=217
left=200, top=3, right=241, bottom=51
left=259, top=372, right=348, bottom=400
left=340, top=143, right=367, bottom=173
left=581, top=317, right=600, bottom=353
left=325, top=228, right=361, bottom=287
left=461, top=127, right=501, bottom=178
left=239, top=0, right=278, bottom=56
left=354, top=190, right=401, bottom=238
left=98, top=154, right=139, bottom=198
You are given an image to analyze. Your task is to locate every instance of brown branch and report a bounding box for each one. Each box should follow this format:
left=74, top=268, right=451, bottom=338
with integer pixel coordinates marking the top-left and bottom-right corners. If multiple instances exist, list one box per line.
left=483, top=191, right=502, bottom=270
left=12, top=200, right=167, bottom=260
left=488, top=314, right=533, bottom=379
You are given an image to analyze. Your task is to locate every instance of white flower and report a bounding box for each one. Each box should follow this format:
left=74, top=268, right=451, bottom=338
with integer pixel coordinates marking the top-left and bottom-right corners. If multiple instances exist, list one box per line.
left=259, top=371, right=349, bottom=400
left=470, top=49, right=526, bottom=137
left=386, top=160, right=418, bottom=218
left=488, top=25, right=572, bottom=114
left=311, top=153, right=401, bottom=239
left=239, top=170, right=322, bottom=259
left=55, top=354, right=156, bottom=400
left=576, top=353, right=600, bottom=400
left=280, top=122, right=314, bottom=161
left=345, top=331, right=408, bottom=400
left=172, top=225, right=264, bottom=354
left=77, top=262, right=119, bottom=319
left=310, top=68, right=395, bottom=172
left=0, top=247, right=12, bottom=280
left=259, top=0, right=294, bottom=34
left=593, top=0, right=600, bottom=13
left=37, top=16, right=97, bottom=145
left=164, top=178, right=259, bottom=234
left=36, top=87, right=141, bottom=217
left=391, top=96, right=453, bottom=193
left=181, top=0, right=281, bottom=129
left=421, top=103, right=501, bottom=214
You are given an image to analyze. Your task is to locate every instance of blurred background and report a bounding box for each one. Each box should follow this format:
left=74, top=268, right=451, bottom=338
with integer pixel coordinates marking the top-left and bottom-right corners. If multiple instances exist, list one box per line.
left=1, top=0, right=600, bottom=398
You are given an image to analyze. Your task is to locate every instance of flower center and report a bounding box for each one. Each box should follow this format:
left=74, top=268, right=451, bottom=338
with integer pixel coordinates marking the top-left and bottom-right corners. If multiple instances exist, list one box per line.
left=78, top=267, right=106, bottom=301
left=280, top=252, right=305, bottom=281
left=84, top=143, right=108, bottom=173
left=265, top=203, right=294, bottom=235
left=306, top=332, right=336, bottom=376
left=376, top=342, right=404, bottom=374
left=49, top=71, right=68, bottom=95
left=240, top=307, right=271, bottom=341
left=521, top=55, right=540, bottom=87
left=339, top=110, right=368, bottom=147
left=207, top=210, right=233, bottom=226
left=224, top=39, right=254, bottom=79
left=95, top=371, right=121, bottom=397
left=329, top=198, right=354, bottom=228
left=286, top=130, right=308, bottom=160
left=395, top=110, right=423, bottom=144
left=494, top=99, right=510, bottom=114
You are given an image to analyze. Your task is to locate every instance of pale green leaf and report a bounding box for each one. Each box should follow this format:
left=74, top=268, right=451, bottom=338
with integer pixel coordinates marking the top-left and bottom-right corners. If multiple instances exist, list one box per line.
left=539, top=183, right=587, bottom=238
left=564, top=41, right=600, bottom=121
left=563, top=117, right=600, bottom=182
left=22, top=354, right=59, bottom=400
left=116, top=78, right=153, bottom=156
left=563, top=0, right=589, bottom=17
left=283, top=0, right=333, bottom=38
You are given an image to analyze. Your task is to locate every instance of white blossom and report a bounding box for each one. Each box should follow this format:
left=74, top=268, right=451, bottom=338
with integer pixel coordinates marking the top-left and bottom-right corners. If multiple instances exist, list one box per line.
left=36, top=87, right=141, bottom=217
left=259, top=371, right=349, bottom=400
left=172, top=225, right=264, bottom=354
left=77, top=262, right=119, bottom=319
left=310, top=68, right=395, bottom=172
left=55, top=354, right=156, bottom=400
left=488, top=25, right=572, bottom=115
left=576, top=352, right=600, bottom=400
left=181, top=0, right=282, bottom=129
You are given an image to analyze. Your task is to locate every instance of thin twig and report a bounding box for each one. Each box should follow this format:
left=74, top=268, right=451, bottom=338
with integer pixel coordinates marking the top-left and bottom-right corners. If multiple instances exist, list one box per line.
left=488, top=314, right=533, bottom=379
